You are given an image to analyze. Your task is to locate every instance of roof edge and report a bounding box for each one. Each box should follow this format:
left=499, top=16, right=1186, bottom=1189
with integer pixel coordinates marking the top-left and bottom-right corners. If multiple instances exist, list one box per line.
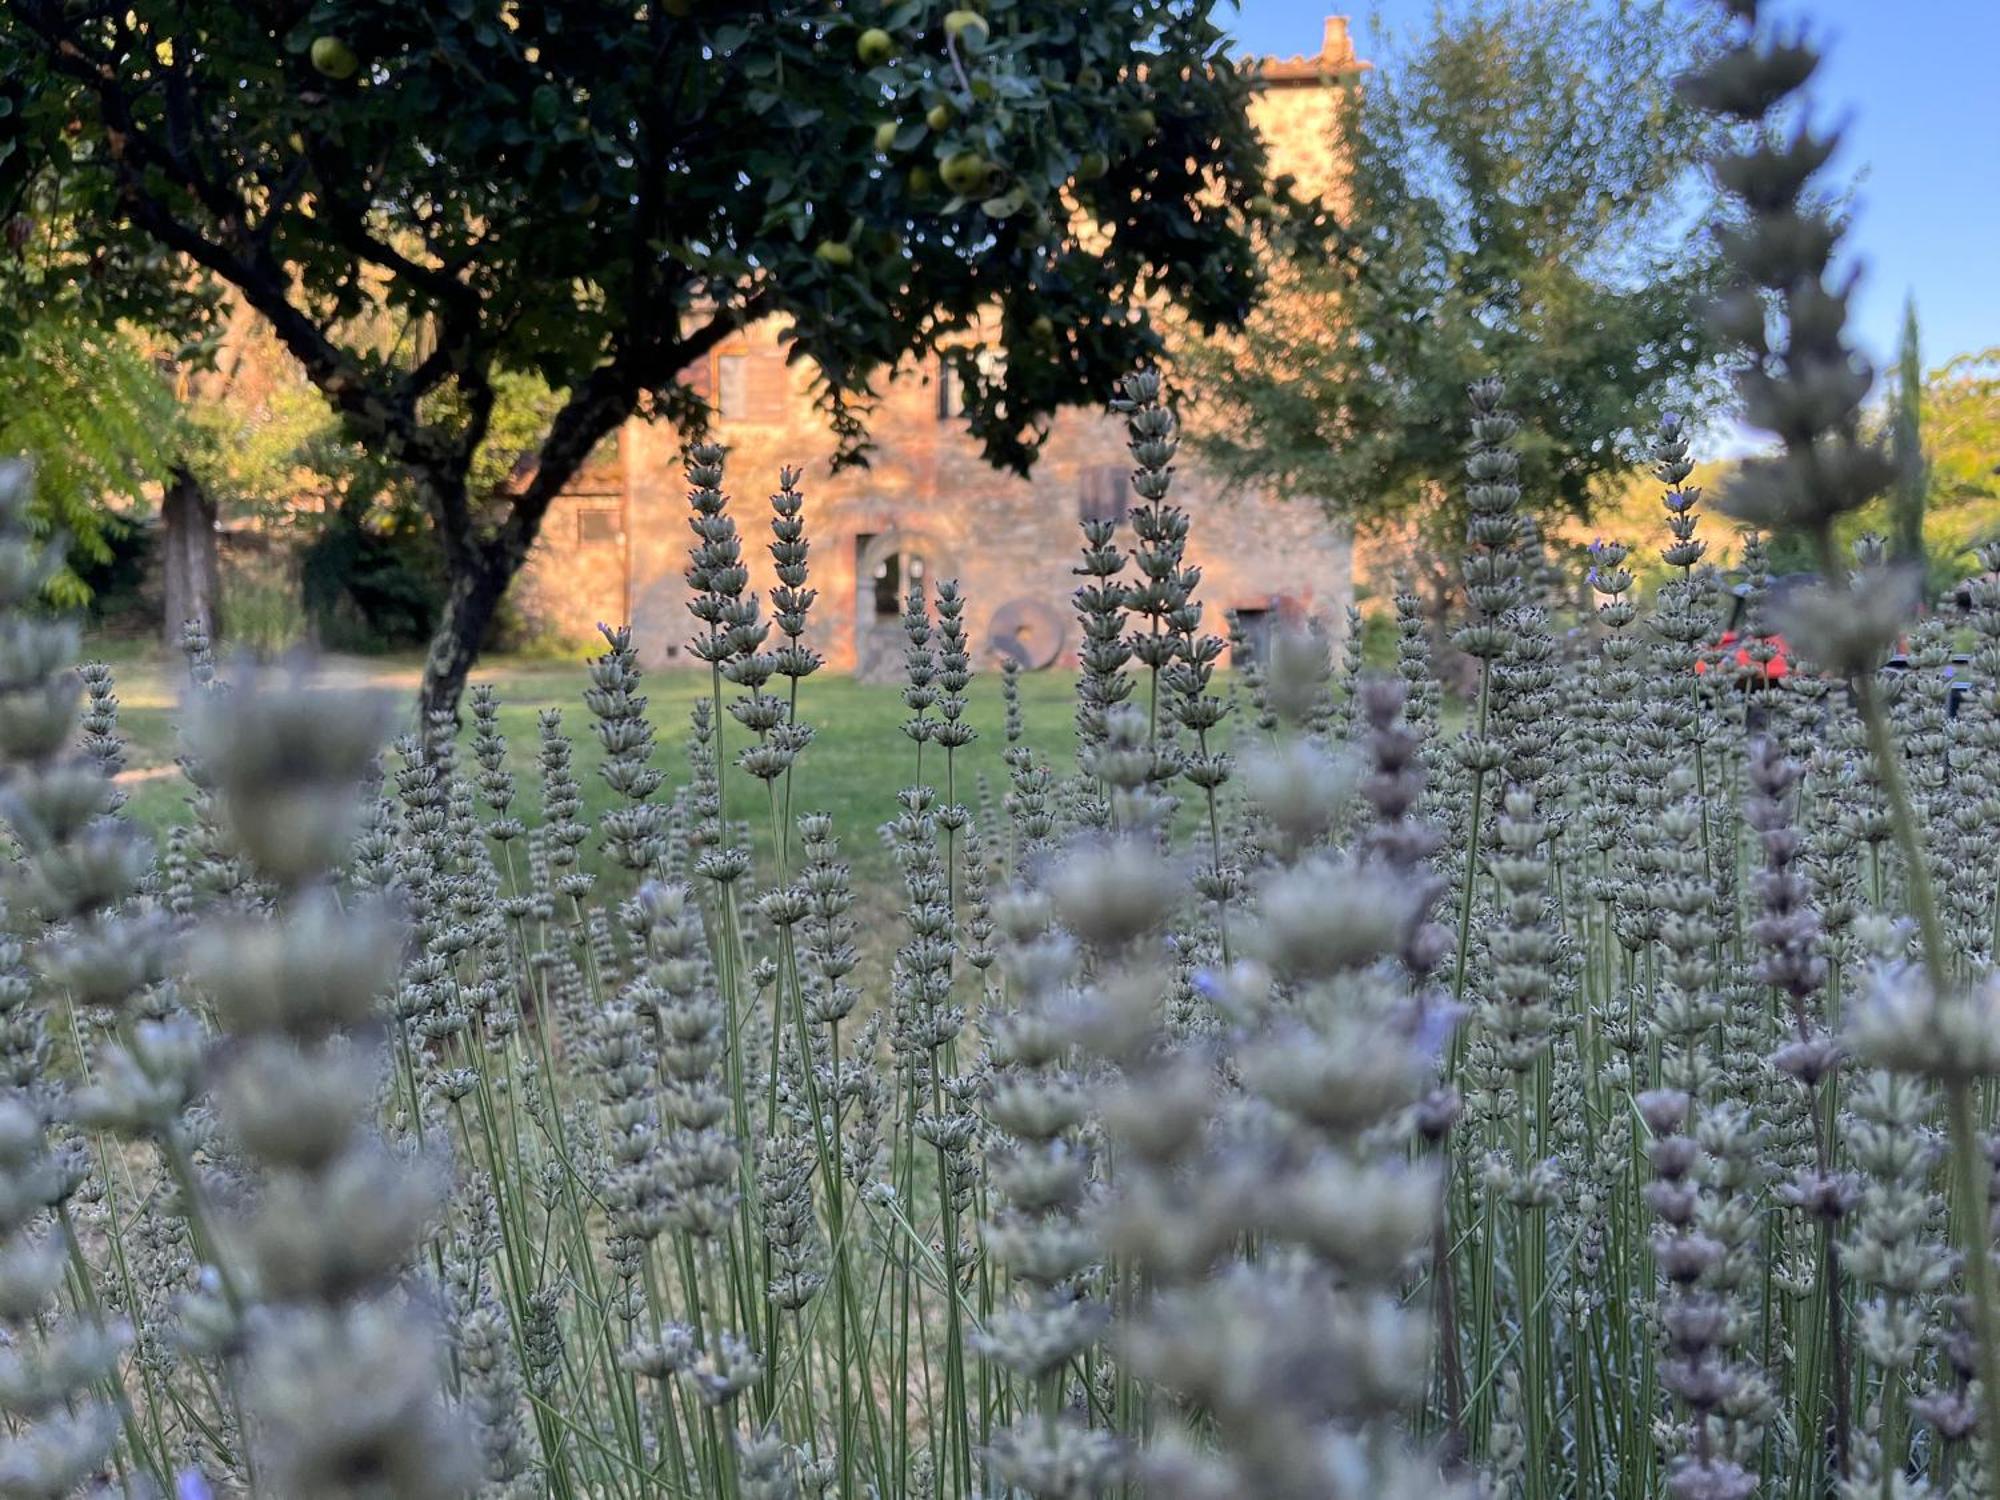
left=1256, top=15, right=1368, bottom=87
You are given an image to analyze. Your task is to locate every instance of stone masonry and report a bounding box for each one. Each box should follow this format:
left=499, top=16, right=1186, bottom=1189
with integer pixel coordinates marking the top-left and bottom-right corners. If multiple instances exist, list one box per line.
left=514, top=18, right=1363, bottom=676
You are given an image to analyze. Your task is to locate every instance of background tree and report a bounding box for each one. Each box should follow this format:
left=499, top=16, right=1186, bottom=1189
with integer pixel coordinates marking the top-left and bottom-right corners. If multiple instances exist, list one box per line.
left=1762, top=336, right=2000, bottom=589
left=1183, top=0, right=1733, bottom=577
left=2, top=0, right=1294, bottom=714
left=0, top=310, right=184, bottom=605
left=1749, top=339, right=2000, bottom=592
left=0, top=143, right=214, bottom=607
left=1890, top=296, right=1928, bottom=571
left=179, top=305, right=561, bottom=653
left=1900, top=345, right=2000, bottom=584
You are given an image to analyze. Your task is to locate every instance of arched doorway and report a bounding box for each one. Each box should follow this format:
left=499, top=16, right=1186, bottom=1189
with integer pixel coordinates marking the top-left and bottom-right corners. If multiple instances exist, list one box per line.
left=853, top=526, right=957, bottom=681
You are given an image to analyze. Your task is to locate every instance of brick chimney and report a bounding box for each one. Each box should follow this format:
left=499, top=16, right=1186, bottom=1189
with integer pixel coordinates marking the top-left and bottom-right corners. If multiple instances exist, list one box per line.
left=1260, top=14, right=1365, bottom=87
left=1251, top=17, right=1365, bottom=199
left=1321, top=16, right=1352, bottom=64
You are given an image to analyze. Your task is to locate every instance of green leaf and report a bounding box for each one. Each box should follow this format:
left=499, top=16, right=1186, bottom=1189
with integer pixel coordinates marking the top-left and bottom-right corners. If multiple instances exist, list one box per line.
left=0, top=0, right=1292, bottom=598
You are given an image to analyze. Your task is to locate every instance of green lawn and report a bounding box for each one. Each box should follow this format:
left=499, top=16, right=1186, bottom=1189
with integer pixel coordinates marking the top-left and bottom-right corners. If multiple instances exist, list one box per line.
left=91, top=640, right=1088, bottom=885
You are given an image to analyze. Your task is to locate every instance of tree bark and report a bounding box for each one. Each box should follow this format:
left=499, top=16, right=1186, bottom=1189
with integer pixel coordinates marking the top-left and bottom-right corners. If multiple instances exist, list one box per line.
left=160, top=464, right=221, bottom=649
left=419, top=553, right=514, bottom=725
left=412, top=361, right=643, bottom=721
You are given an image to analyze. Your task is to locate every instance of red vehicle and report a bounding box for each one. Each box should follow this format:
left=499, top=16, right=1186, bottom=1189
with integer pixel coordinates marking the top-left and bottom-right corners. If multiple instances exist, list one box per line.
left=1695, top=575, right=1809, bottom=686
left=1697, top=571, right=1975, bottom=718
left=1700, top=626, right=1791, bottom=683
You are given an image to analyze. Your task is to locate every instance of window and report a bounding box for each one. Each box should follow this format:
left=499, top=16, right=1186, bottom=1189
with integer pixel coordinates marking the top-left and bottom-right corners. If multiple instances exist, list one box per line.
left=716, top=354, right=749, bottom=420
left=936, top=359, right=959, bottom=420
left=1080, top=464, right=1129, bottom=526
left=937, top=347, right=1006, bottom=419
left=577, top=507, right=622, bottom=545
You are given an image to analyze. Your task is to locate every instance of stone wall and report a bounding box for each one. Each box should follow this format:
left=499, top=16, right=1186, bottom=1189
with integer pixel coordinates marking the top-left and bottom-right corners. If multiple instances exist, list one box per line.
left=512, top=16, right=1364, bottom=674
left=617, top=348, right=1353, bottom=676
left=510, top=444, right=631, bottom=649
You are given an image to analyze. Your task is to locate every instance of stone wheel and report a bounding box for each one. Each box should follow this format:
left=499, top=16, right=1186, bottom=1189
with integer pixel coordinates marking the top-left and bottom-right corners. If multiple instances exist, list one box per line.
left=987, top=596, right=1066, bottom=670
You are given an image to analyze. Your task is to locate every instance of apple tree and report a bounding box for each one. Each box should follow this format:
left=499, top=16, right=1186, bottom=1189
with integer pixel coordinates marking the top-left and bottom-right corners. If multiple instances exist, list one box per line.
left=1, top=0, right=1295, bottom=714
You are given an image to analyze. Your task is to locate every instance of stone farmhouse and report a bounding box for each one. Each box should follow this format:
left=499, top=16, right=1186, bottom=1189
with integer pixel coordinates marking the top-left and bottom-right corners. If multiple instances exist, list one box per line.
left=514, top=18, right=1363, bottom=678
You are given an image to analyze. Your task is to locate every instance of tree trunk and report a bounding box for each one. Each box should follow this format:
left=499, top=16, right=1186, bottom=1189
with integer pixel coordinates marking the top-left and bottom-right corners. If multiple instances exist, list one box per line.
left=406, top=299, right=770, bottom=720
left=163, top=293, right=255, bottom=652
left=419, top=552, right=513, bottom=726
left=411, top=366, right=649, bottom=722
left=160, top=464, right=221, bottom=649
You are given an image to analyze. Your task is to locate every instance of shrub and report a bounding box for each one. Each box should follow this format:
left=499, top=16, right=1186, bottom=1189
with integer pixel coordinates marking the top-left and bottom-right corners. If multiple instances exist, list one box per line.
left=216, top=569, right=309, bottom=658
left=299, top=509, right=446, bottom=653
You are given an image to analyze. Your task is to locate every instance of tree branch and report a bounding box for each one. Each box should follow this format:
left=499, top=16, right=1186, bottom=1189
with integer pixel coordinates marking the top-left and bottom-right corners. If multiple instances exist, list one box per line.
left=24, top=6, right=475, bottom=467
left=489, top=289, right=771, bottom=570
left=298, top=132, right=481, bottom=315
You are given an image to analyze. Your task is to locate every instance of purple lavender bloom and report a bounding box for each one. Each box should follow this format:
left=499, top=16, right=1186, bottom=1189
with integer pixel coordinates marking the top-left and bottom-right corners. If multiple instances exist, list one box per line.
left=1395, top=994, right=1464, bottom=1061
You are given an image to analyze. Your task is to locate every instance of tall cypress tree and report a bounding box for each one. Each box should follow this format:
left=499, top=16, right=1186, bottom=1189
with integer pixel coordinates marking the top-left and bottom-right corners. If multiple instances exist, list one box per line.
left=1891, top=295, right=1930, bottom=572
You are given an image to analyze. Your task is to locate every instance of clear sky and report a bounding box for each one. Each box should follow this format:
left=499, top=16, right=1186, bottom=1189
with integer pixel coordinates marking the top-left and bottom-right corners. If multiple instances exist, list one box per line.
left=1227, top=1, right=2000, bottom=377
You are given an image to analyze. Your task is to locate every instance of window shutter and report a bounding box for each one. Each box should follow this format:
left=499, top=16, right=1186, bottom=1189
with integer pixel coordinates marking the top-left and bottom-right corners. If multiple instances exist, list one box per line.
left=747, top=353, right=787, bottom=422
left=577, top=507, right=622, bottom=545
left=717, top=355, right=748, bottom=419
left=1080, top=464, right=1129, bottom=525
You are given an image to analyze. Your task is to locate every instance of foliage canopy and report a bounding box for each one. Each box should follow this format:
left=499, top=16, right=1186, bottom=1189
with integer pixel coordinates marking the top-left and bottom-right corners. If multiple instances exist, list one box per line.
left=1186, top=0, right=1732, bottom=546
left=2, top=0, right=1296, bottom=708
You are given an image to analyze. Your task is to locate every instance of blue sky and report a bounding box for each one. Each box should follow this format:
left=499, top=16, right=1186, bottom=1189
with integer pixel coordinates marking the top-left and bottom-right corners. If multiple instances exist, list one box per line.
left=1229, top=1, right=2000, bottom=377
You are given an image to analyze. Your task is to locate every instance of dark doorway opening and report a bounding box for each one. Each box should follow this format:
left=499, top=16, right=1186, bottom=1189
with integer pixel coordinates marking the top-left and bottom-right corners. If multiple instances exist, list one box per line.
left=1233, top=606, right=1274, bottom=664
left=858, top=533, right=926, bottom=619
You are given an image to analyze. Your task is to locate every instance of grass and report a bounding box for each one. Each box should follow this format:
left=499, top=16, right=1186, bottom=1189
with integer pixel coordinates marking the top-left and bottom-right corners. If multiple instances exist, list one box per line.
left=92, top=640, right=1089, bottom=885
